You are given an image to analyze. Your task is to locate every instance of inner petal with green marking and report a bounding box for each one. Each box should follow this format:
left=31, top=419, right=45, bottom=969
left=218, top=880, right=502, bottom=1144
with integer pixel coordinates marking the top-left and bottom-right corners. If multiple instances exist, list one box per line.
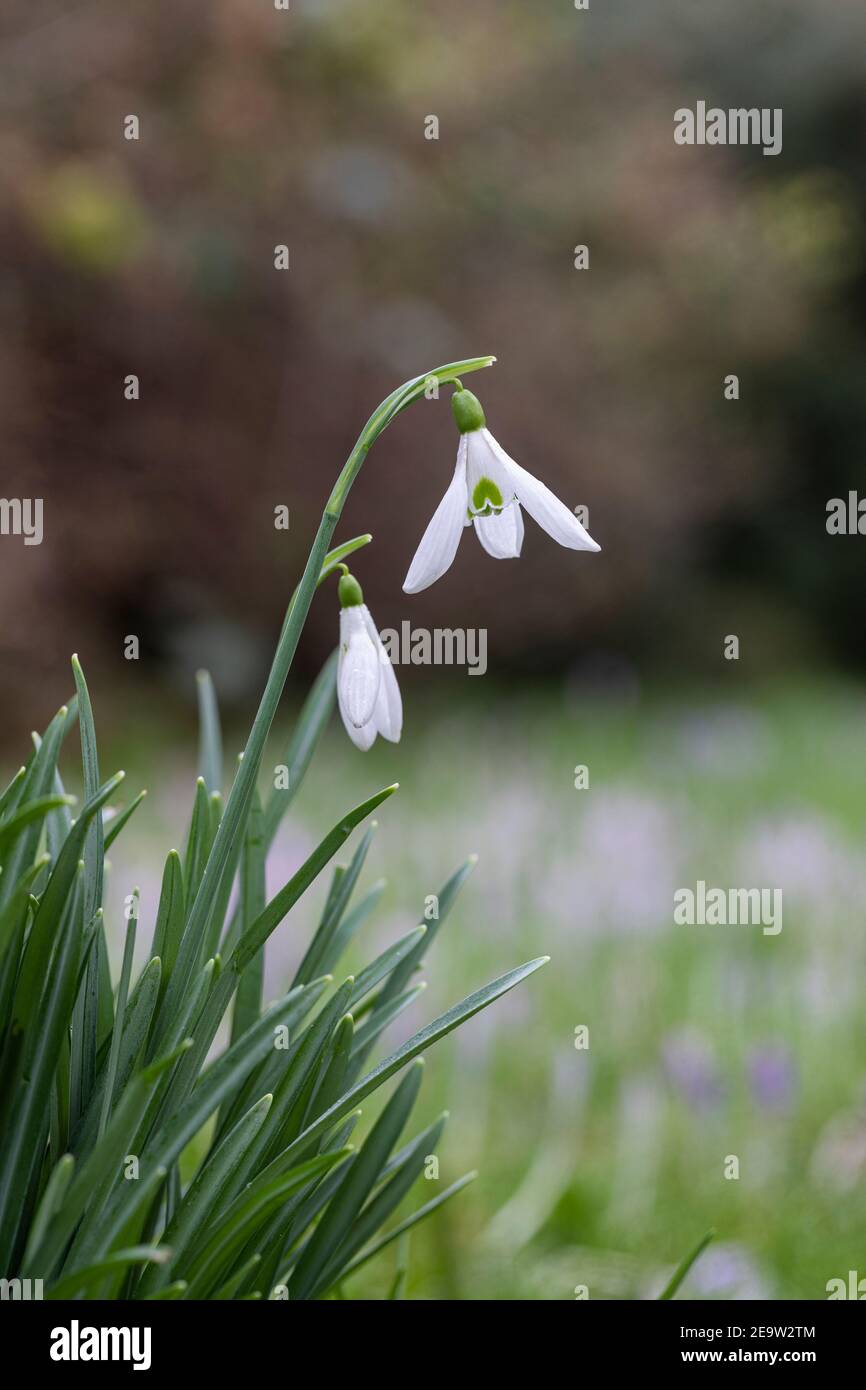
left=470, top=476, right=505, bottom=517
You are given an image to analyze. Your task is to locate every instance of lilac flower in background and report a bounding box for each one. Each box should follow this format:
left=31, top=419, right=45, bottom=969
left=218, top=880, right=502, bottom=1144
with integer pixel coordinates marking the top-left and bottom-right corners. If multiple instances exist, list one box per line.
left=540, top=788, right=685, bottom=939
left=810, top=1103, right=866, bottom=1194
left=748, top=1044, right=797, bottom=1111
left=661, top=1026, right=726, bottom=1111
left=735, top=812, right=866, bottom=916
left=682, top=1242, right=773, bottom=1301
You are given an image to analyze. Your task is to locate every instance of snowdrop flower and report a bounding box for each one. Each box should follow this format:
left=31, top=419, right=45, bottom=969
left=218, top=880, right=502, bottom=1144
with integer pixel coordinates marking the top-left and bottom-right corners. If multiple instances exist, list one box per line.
left=337, top=570, right=402, bottom=750
left=403, top=386, right=600, bottom=594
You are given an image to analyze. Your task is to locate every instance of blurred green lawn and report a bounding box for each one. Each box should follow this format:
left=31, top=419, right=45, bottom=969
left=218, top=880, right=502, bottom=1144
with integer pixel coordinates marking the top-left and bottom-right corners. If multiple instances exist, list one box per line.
left=75, top=677, right=866, bottom=1298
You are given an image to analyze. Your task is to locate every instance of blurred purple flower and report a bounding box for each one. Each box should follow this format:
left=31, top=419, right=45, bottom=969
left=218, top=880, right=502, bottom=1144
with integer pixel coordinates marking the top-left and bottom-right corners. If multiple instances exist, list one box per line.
left=735, top=812, right=866, bottom=915
left=540, top=787, right=684, bottom=940
left=748, top=1044, right=797, bottom=1110
left=685, top=1242, right=773, bottom=1301
left=661, top=1027, right=725, bottom=1111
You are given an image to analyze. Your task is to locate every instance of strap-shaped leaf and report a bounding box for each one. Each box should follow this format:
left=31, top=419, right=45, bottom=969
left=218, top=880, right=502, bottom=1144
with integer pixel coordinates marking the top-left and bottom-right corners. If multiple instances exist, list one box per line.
left=157, top=978, right=313, bottom=1140
left=196, top=669, right=223, bottom=794
left=181, top=1149, right=351, bottom=1299
left=70, top=656, right=106, bottom=1125
left=292, top=822, right=376, bottom=987
left=230, top=789, right=265, bottom=1045
left=0, top=703, right=73, bottom=913
left=149, top=850, right=184, bottom=1005
left=335, top=1172, right=478, bottom=1288
left=183, top=777, right=215, bottom=907
left=11, top=769, right=124, bottom=1036
left=27, top=1042, right=188, bottom=1280
left=290, top=1060, right=424, bottom=1300
left=212, top=1253, right=261, bottom=1301
left=213, top=978, right=330, bottom=1144
left=303, top=1013, right=354, bottom=1130
left=384, top=856, right=474, bottom=1009
left=351, top=856, right=475, bottom=1074
left=658, top=1229, right=715, bottom=1300
left=0, top=866, right=84, bottom=1269
left=159, top=516, right=341, bottom=1032
left=348, top=925, right=426, bottom=1009
left=138, top=1093, right=273, bottom=1297
left=0, top=854, right=48, bottom=971
left=262, top=648, right=338, bottom=849
left=0, top=764, right=27, bottom=823
left=96, top=912, right=138, bottom=1141
left=349, top=984, right=425, bottom=1066
left=317, top=879, right=386, bottom=981
left=21, top=1152, right=75, bottom=1271
left=272, top=956, right=549, bottom=1174
left=156, top=783, right=396, bottom=1055
left=47, top=1245, right=169, bottom=1300
left=103, top=789, right=147, bottom=852
left=0, top=794, right=73, bottom=861
left=233, top=785, right=398, bottom=976
left=87, top=986, right=317, bottom=1264
left=231, top=980, right=356, bottom=1192
left=315, top=1111, right=447, bottom=1296
left=46, top=767, right=74, bottom=863
left=142, top=1281, right=187, bottom=1300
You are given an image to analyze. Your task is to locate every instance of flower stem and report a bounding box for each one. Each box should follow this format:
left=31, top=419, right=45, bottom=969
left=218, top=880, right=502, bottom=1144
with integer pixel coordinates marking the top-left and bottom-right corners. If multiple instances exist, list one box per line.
left=161, top=356, right=496, bottom=1018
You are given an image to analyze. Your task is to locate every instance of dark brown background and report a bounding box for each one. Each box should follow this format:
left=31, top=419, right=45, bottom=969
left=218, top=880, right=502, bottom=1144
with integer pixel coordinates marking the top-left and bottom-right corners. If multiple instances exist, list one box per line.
left=2, top=0, right=866, bottom=735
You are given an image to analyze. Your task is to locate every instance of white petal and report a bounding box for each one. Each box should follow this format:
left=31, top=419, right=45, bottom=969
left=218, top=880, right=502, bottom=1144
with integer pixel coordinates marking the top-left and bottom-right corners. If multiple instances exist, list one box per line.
left=362, top=608, right=403, bottom=742
left=338, top=695, right=377, bottom=750
left=337, top=662, right=377, bottom=748
left=338, top=606, right=380, bottom=729
left=484, top=430, right=601, bottom=552
left=465, top=429, right=515, bottom=506
left=403, top=438, right=469, bottom=593
left=473, top=501, right=524, bottom=559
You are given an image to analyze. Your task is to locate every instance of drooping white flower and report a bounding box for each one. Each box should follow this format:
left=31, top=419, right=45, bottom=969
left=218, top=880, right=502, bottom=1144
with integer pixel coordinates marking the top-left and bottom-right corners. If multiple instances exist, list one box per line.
left=403, top=387, right=600, bottom=594
left=337, top=573, right=402, bottom=750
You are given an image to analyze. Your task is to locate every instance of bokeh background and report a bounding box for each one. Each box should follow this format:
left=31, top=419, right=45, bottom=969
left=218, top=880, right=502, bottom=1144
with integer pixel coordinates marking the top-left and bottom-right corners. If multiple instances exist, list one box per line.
left=3, top=0, right=866, bottom=1298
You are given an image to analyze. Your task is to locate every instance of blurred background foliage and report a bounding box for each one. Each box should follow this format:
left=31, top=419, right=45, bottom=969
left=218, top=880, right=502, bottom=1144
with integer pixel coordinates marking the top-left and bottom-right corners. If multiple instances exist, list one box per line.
left=3, top=0, right=866, bottom=711
left=3, top=0, right=866, bottom=1298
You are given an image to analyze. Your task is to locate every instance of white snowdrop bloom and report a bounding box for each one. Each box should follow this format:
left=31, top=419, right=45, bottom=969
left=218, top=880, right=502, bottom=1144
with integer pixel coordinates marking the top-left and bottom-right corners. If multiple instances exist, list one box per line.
left=403, top=387, right=600, bottom=594
left=337, top=573, right=402, bottom=751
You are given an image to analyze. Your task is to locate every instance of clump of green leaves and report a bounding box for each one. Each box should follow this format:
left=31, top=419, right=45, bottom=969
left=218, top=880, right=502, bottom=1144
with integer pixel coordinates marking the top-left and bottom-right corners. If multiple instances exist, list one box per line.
left=0, top=358, right=546, bottom=1299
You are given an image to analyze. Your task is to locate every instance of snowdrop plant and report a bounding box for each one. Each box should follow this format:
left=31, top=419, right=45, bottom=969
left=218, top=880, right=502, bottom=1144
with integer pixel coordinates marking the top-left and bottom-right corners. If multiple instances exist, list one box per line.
left=0, top=356, right=549, bottom=1301
left=403, top=384, right=600, bottom=593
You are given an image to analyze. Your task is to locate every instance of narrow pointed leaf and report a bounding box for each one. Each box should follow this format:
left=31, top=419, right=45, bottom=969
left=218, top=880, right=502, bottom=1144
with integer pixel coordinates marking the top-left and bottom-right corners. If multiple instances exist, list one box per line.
left=658, top=1230, right=716, bottom=1300
left=335, top=1171, right=478, bottom=1287
left=291, top=1060, right=424, bottom=1300
left=274, top=957, right=549, bottom=1172
left=196, top=670, right=223, bottom=794
left=47, top=1245, right=169, bottom=1300
left=103, top=790, right=147, bottom=852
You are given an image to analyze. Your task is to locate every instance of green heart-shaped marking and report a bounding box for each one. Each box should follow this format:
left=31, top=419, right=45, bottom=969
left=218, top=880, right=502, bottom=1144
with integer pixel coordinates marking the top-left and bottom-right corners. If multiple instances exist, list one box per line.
left=471, top=477, right=504, bottom=515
